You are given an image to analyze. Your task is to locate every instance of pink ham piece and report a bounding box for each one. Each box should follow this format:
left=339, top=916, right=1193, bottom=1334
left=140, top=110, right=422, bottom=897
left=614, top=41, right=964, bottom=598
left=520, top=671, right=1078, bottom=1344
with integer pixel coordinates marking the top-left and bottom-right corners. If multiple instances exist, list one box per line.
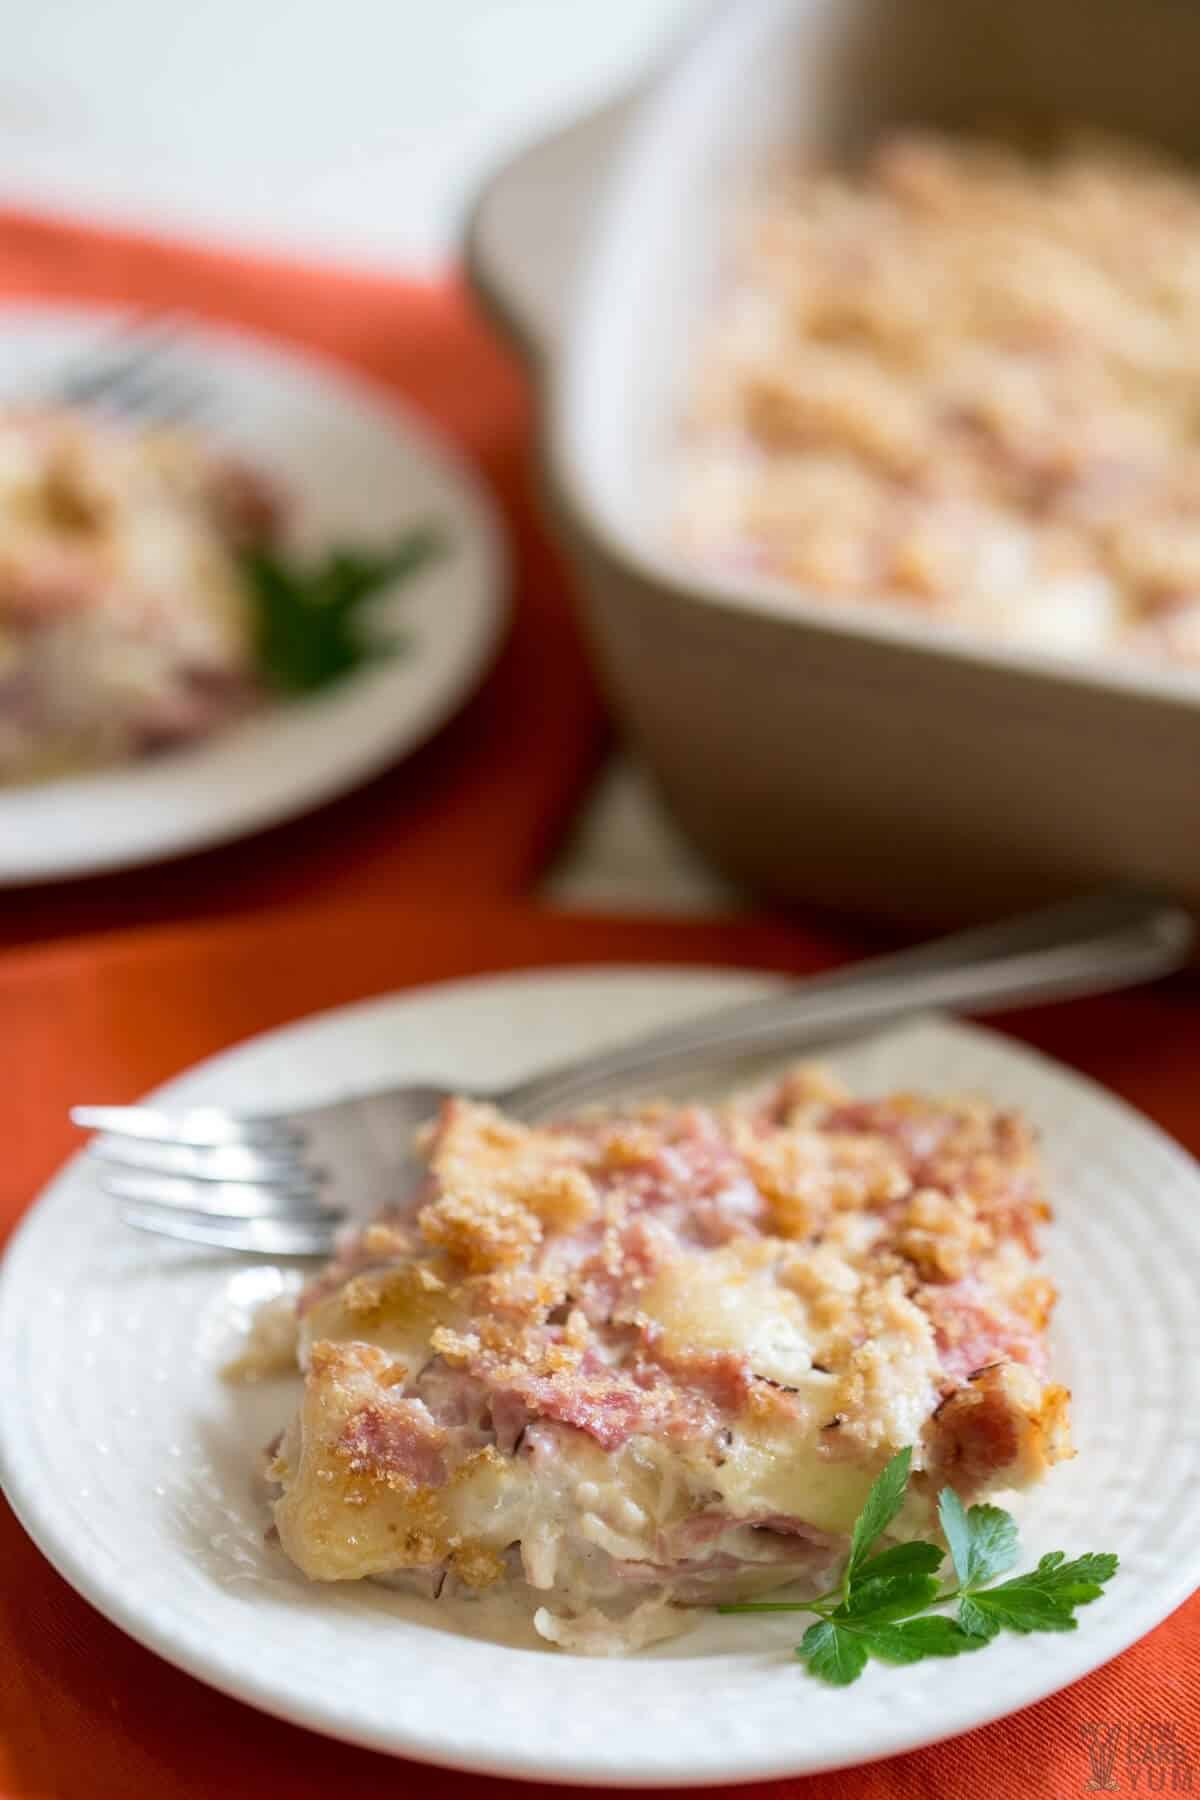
left=337, top=1397, right=448, bottom=1488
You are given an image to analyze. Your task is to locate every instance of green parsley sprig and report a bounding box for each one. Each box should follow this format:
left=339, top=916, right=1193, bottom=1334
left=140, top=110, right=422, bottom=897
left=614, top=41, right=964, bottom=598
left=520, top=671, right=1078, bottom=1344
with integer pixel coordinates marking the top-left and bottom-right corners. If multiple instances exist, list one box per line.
left=718, top=1447, right=1118, bottom=1685
left=241, top=525, right=444, bottom=695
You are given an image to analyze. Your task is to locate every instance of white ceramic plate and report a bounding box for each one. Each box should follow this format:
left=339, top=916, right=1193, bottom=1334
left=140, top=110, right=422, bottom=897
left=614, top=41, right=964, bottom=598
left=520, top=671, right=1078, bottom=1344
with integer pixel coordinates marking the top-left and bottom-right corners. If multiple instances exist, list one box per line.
left=2, top=970, right=1198, bottom=1787
left=0, top=305, right=506, bottom=884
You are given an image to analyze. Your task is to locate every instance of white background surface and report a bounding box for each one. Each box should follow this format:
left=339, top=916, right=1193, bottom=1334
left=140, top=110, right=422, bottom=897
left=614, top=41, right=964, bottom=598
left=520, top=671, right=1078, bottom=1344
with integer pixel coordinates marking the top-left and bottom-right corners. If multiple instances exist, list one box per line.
left=2, top=0, right=696, bottom=269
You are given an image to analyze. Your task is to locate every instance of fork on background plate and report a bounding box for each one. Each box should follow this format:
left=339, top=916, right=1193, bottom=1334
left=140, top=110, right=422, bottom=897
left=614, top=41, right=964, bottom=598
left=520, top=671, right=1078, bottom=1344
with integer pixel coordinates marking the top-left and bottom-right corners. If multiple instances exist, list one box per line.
left=71, top=888, right=1193, bottom=1258
left=38, top=312, right=211, bottom=424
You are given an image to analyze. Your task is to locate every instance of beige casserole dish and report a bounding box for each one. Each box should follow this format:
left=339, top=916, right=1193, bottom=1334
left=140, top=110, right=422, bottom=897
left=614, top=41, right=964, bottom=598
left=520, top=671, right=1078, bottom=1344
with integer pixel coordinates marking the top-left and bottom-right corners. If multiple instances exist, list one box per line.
left=468, top=0, right=1200, bottom=926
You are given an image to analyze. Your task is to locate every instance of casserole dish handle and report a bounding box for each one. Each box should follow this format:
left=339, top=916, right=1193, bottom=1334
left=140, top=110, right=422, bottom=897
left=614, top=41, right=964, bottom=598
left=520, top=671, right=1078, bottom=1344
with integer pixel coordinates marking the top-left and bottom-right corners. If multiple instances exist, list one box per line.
left=465, top=96, right=634, bottom=369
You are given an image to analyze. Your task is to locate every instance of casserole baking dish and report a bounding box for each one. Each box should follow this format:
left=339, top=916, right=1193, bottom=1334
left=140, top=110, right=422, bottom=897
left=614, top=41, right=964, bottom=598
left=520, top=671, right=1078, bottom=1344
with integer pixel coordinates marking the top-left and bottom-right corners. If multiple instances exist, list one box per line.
left=468, top=0, right=1200, bottom=925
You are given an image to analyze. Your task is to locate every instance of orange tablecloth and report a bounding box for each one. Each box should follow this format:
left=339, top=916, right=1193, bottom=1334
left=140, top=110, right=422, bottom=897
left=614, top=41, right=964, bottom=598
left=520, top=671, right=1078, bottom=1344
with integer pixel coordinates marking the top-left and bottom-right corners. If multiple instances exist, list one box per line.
left=0, top=208, right=607, bottom=950
left=3, top=899, right=1200, bottom=1800
left=0, top=212, right=1198, bottom=1799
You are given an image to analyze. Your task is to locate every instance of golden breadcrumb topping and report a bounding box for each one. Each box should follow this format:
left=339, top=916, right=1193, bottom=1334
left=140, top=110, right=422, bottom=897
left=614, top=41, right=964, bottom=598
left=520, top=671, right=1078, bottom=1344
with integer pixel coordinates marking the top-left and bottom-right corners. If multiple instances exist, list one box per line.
left=418, top=1100, right=597, bottom=1271
left=679, top=128, right=1200, bottom=667
left=259, top=1066, right=1071, bottom=1619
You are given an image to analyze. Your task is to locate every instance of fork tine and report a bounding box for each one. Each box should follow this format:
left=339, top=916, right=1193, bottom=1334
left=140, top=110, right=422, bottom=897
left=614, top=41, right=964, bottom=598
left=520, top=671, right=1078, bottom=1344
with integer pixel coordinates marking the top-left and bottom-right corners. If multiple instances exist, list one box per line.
left=119, top=1204, right=337, bottom=1257
left=99, top=1170, right=335, bottom=1219
left=72, top=1104, right=300, bottom=1149
left=89, top=1136, right=311, bottom=1183
left=50, top=313, right=211, bottom=425
left=102, top=368, right=210, bottom=426
left=53, top=312, right=183, bottom=408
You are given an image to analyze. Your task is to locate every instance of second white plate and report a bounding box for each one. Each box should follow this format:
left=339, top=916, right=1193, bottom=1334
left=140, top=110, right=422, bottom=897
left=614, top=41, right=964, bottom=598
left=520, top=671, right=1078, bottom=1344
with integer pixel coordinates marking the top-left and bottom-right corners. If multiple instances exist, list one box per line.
left=1, top=971, right=1198, bottom=1785
left=0, top=305, right=507, bottom=885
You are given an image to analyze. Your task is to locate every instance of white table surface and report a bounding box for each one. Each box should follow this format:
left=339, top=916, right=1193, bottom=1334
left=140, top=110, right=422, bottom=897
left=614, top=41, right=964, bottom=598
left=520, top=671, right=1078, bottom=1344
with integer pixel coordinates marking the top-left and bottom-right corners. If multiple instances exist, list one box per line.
left=2, top=0, right=723, bottom=913
left=4, top=0, right=695, bottom=270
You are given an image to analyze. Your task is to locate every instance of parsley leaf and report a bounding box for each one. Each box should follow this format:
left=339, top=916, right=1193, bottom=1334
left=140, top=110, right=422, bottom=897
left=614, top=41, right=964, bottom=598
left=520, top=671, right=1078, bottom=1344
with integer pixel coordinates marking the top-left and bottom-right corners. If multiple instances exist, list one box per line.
left=938, top=1485, right=973, bottom=1587
left=957, top=1552, right=1120, bottom=1639
left=798, top=1610, right=988, bottom=1680
left=854, top=1541, right=944, bottom=1584
left=836, top=1573, right=941, bottom=1622
left=242, top=525, right=443, bottom=695
left=845, top=1448, right=912, bottom=1587
left=716, top=1447, right=1119, bottom=1686
left=854, top=1616, right=991, bottom=1665
left=796, top=1620, right=869, bottom=1686
left=938, top=1490, right=1020, bottom=1589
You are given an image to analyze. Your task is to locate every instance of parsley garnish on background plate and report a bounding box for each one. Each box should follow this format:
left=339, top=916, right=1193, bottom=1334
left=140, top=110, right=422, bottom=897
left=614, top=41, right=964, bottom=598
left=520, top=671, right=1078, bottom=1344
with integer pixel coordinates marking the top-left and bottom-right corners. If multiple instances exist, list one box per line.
left=241, top=525, right=443, bottom=695
left=718, top=1447, right=1118, bottom=1684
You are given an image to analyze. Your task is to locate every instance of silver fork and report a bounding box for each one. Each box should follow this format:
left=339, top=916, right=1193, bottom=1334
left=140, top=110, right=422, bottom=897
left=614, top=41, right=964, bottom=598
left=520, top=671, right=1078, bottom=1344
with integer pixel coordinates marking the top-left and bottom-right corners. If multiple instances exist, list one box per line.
left=71, top=888, right=1193, bottom=1258
left=45, top=313, right=210, bottom=423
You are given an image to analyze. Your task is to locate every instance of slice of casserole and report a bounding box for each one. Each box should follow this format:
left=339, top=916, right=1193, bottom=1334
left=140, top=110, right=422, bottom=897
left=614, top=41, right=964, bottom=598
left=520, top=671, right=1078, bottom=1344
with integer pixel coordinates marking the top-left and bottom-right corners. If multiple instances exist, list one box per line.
left=0, top=406, right=278, bottom=779
left=257, top=1069, right=1071, bottom=1652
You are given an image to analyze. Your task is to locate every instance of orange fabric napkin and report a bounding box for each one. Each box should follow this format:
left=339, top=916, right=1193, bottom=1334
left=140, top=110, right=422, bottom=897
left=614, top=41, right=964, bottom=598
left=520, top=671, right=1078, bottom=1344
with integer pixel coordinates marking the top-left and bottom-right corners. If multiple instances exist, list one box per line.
left=2, top=897, right=1199, bottom=1800
left=0, top=208, right=607, bottom=950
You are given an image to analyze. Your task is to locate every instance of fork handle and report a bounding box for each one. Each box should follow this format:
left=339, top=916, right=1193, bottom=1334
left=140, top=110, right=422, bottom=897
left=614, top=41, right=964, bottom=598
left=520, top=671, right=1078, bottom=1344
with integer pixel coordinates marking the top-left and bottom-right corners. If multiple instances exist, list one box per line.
left=499, top=888, right=1193, bottom=1119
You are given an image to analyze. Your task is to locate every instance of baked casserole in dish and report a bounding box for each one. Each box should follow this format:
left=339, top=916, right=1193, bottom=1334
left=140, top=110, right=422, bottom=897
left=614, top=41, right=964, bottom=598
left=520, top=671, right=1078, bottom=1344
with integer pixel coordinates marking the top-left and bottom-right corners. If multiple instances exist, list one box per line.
left=470, top=0, right=1200, bottom=925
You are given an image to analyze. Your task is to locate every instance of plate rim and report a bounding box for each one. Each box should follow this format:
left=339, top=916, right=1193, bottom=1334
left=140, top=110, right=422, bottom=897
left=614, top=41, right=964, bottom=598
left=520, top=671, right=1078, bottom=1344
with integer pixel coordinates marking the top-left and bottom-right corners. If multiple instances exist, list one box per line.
left=0, top=301, right=509, bottom=886
left=2, top=966, right=1199, bottom=1787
